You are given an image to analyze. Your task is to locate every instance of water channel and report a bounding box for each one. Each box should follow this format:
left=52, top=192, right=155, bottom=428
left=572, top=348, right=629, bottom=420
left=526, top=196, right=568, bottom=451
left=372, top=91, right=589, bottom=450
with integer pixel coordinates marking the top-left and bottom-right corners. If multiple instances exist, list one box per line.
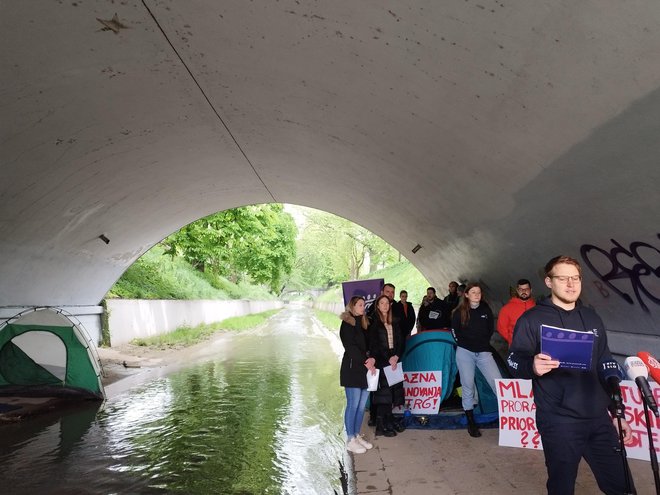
left=0, top=305, right=348, bottom=494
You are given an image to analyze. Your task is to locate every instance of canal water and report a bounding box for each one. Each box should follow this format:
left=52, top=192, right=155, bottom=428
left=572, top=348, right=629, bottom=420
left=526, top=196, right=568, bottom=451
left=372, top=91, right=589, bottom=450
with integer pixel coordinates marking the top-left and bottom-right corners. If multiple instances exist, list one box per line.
left=0, top=305, right=348, bottom=494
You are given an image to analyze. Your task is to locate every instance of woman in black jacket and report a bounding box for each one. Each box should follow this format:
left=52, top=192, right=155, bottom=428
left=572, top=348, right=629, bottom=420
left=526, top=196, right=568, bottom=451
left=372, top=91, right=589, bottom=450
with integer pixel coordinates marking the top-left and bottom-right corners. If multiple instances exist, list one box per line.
left=451, top=282, right=502, bottom=437
left=368, top=294, right=405, bottom=437
left=340, top=295, right=376, bottom=454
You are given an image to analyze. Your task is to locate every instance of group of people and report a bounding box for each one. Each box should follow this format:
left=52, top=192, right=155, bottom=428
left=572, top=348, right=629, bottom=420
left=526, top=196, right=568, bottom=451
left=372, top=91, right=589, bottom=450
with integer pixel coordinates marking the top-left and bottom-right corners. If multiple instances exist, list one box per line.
left=339, top=255, right=636, bottom=494
left=339, top=279, right=504, bottom=453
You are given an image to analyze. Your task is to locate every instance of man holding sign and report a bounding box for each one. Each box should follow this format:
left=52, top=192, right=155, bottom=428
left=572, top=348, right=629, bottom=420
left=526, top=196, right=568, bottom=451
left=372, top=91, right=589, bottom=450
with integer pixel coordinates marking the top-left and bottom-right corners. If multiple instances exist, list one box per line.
left=507, top=255, right=635, bottom=495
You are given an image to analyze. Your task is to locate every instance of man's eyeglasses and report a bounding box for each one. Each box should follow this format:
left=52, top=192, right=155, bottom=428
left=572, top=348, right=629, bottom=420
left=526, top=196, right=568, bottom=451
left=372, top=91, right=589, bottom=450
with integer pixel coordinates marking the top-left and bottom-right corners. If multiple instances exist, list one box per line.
left=551, top=275, right=582, bottom=283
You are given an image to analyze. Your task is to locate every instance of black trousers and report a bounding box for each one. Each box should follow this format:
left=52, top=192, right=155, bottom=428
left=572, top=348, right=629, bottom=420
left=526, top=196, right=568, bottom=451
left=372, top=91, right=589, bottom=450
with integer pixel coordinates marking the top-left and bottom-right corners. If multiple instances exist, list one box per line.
left=537, top=414, right=636, bottom=495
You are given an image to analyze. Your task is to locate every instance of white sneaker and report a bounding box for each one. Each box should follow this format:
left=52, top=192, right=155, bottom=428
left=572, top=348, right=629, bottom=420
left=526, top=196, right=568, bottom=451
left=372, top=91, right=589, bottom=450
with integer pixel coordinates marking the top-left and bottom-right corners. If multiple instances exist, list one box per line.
left=355, top=434, right=373, bottom=450
left=346, top=437, right=366, bottom=454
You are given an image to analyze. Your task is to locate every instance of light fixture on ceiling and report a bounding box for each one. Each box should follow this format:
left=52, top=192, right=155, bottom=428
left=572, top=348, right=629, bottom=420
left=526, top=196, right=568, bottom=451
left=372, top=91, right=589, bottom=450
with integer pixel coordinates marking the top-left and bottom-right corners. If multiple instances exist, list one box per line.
left=411, top=244, right=422, bottom=254
left=99, top=234, right=110, bottom=245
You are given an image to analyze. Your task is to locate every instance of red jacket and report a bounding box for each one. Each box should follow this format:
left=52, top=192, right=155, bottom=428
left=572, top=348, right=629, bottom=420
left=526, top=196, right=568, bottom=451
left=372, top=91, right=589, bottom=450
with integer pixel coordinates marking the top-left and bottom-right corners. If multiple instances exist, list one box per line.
left=496, top=297, right=536, bottom=345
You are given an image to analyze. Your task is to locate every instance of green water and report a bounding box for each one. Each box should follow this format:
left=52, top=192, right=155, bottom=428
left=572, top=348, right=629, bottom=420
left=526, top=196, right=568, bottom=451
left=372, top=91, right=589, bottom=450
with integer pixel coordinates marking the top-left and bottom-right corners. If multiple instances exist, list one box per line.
left=0, top=305, right=347, bottom=494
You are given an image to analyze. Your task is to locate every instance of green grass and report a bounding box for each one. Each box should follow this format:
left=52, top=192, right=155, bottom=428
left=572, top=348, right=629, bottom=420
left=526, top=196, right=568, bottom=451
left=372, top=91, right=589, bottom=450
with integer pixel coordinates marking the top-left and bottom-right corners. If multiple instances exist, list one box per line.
left=313, top=309, right=341, bottom=331
left=106, top=245, right=275, bottom=300
left=368, top=261, right=431, bottom=304
left=216, top=310, right=281, bottom=330
left=316, top=286, right=342, bottom=303
left=131, top=309, right=282, bottom=348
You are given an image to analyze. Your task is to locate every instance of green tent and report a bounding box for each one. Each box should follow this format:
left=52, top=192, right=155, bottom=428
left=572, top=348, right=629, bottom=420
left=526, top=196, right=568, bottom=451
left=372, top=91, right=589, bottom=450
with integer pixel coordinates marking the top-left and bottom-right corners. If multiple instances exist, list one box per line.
left=0, top=308, right=104, bottom=399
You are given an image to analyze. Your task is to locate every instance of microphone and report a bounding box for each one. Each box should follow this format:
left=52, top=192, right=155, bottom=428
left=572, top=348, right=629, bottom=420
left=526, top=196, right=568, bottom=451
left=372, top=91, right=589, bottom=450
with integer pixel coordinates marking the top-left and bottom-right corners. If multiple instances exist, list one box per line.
left=600, top=360, right=625, bottom=417
left=624, top=356, right=660, bottom=418
left=638, top=351, right=660, bottom=384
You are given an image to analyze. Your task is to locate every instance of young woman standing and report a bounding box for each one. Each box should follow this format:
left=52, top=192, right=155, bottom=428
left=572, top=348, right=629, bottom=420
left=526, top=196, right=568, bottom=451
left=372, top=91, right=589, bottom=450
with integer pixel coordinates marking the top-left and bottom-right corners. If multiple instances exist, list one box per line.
left=368, top=294, right=405, bottom=437
left=451, top=282, right=502, bottom=437
left=340, top=296, right=377, bottom=453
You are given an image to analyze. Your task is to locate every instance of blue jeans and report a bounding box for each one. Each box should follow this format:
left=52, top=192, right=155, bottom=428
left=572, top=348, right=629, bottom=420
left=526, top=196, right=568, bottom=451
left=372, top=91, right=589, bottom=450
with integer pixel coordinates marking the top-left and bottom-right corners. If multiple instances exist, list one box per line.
left=455, top=347, right=501, bottom=411
left=344, top=387, right=370, bottom=438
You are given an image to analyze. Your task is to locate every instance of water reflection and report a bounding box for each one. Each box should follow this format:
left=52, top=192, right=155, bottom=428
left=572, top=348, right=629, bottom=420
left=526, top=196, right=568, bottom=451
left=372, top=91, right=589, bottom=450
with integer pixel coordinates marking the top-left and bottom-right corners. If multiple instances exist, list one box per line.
left=0, top=306, right=345, bottom=494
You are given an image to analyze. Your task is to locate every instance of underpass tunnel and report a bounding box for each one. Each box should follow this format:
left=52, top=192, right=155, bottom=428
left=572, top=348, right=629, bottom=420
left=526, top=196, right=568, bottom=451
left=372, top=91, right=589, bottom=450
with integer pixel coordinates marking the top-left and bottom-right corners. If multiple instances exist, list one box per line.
left=1, top=1, right=659, bottom=357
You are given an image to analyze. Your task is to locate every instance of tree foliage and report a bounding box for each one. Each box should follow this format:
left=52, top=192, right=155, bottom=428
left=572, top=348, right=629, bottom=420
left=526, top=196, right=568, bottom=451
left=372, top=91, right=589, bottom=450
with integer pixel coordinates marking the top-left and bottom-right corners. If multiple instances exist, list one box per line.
left=286, top=208, right=398, bottom=289
left=162, top=204, right=297, bottom=293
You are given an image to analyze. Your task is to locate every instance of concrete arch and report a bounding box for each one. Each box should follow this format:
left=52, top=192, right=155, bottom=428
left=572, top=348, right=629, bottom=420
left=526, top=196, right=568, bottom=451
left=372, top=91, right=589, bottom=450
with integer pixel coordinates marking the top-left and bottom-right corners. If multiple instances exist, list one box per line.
left=2, top=1, right=660, bottom=354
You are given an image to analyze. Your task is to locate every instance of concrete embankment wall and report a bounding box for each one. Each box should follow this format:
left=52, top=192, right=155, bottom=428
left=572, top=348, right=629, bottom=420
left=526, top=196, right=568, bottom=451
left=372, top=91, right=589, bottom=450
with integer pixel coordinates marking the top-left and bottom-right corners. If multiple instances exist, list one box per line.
left=106, top=299, right=284, bottom=346
left=312, top=301, right=344, bottom=315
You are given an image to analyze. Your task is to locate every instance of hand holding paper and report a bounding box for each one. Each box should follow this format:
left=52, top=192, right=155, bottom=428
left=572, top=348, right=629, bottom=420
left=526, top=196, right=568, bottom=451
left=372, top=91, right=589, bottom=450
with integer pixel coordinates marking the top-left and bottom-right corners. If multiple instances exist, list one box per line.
left=383, top=363, right=404, bottom=386
left=533, top=353, right=560, bottom=376
left=366, top=368, right=380, bottom=391
left=540, top=324, right=594, bottom=370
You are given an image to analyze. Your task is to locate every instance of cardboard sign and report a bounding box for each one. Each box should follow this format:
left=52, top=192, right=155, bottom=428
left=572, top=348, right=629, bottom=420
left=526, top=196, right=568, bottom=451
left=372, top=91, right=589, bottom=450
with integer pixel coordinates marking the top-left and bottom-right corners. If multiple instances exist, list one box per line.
left=496, top=379, right=541, bottom=450
left=496, top=378, right=660, bottom=461
left=619, top=380, right=660, bottom=462
left=393, top=370, right=443, bottom=415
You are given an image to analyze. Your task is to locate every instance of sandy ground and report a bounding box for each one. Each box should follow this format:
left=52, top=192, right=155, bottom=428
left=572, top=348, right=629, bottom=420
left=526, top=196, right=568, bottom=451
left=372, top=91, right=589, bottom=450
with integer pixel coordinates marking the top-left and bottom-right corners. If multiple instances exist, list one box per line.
left=98, top=342, right=191, bottom=386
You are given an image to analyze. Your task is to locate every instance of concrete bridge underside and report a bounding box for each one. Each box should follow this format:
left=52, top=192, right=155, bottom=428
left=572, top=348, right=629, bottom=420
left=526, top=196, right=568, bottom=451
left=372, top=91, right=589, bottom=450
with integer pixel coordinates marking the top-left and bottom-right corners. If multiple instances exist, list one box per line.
left=1, top=1, right=659, bottom=354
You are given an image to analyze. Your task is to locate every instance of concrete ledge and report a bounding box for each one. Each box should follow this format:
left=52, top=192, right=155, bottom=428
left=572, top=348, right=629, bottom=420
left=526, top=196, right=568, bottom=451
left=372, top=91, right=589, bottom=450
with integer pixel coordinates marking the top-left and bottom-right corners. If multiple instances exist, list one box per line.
left=0, top=305, right=104, bottom=346
left=313, top=301, right=344, bottom=314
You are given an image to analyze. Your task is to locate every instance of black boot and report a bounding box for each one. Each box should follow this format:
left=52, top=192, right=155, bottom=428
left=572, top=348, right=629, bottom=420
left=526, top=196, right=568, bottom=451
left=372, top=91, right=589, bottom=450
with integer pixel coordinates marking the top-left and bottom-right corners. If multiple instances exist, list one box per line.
left=376, top=418, right=396, bottom=437
left=368, top=395, right=377, bottom=426
left=465, top=409, right=481, bottom=438
left=387, top=413, right=406, bottom=433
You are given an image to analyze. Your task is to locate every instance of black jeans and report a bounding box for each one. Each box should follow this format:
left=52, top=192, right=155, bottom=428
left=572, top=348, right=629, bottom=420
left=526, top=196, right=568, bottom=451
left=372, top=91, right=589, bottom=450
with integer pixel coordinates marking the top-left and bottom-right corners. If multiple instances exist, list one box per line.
left=537, top=414, right=635, bottom=495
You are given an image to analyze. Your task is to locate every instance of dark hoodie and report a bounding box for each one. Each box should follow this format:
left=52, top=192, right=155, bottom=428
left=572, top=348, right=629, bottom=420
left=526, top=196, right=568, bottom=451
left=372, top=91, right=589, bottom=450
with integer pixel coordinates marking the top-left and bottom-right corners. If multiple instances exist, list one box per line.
left=506, top=298, right=613, bottom=423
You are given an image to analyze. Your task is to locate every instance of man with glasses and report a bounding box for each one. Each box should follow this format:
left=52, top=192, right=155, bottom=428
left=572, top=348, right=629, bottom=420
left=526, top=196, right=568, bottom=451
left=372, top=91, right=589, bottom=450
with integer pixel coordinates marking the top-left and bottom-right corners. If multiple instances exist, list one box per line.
left=507, top=255, right=635, bottom=495
left=497, top=278, right=535, bottom=347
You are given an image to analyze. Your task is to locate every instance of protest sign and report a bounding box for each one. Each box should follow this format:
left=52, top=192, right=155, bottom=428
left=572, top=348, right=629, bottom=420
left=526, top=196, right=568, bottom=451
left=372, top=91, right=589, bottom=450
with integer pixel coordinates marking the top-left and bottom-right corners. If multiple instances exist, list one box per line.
left=393, top=370, right=443, bottom=415
left=619, top=380, right=660, bottom=461
left=496, top=378, right=660, bottom=461
left=496, top=379, right=541, bottom=450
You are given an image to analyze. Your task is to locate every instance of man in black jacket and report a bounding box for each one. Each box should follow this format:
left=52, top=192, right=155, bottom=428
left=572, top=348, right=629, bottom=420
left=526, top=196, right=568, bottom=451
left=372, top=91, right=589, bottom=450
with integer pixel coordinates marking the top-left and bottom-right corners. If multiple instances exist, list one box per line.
left=393, top=290, right=416, bottom=342
left=507, top=255, right=635, bottom=495
left=417, top=287, right=451, bottom=330
left=443, top=281, right=460, bottom=311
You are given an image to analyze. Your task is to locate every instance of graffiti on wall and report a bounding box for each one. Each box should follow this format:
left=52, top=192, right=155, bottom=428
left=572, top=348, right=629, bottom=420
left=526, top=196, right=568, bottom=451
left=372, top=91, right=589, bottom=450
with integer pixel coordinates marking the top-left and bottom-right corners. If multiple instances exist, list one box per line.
left=580, top=234, right=660, bottom=312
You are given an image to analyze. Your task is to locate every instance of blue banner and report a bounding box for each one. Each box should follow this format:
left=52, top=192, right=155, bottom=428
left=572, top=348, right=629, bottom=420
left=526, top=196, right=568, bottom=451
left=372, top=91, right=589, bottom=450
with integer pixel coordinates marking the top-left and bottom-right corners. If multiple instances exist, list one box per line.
left=341, top=278, right=384, bottom=311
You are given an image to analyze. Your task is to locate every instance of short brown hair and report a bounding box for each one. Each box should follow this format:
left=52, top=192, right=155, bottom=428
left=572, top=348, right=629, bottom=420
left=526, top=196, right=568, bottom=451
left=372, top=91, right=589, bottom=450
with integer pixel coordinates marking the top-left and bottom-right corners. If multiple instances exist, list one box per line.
left=544, top=255, right=582, bottom=278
